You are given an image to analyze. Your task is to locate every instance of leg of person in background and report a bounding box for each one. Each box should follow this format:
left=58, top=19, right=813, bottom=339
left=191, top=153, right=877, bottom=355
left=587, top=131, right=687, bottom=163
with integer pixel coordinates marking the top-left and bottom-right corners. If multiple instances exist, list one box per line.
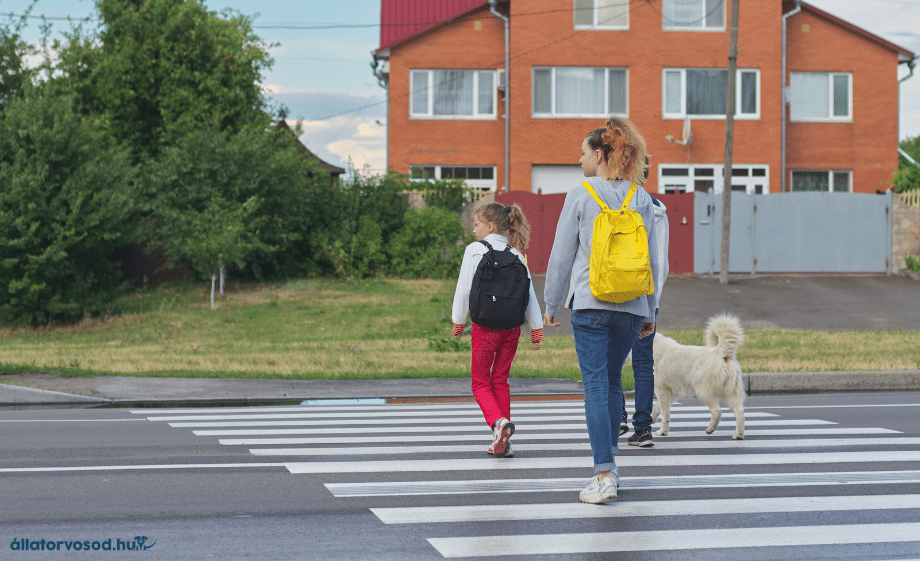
left=628, top=310, right=657, bottom=447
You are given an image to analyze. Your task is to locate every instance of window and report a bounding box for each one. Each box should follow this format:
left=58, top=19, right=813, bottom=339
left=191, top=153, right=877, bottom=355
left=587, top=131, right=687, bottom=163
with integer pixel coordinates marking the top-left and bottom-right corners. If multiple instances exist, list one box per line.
left=410, top=165, right=497, bottom=191
left=662, top=0, right=724, bottom=30
left=410, top=70, right=496, bottom=118
left=663, top=68, right=759, bottom=119
left=791, top=170, right=851, bottom=192
left=658, top=164, right=769, bottom=194
left=789, top=72, right=851, bottom=121
left=533, top=67, right=627, bottom=117
left=574, top=0, right=628, bottom=29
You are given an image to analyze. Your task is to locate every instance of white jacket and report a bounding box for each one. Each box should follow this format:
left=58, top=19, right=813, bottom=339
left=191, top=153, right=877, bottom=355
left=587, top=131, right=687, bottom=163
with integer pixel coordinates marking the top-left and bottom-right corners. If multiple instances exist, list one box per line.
left=650, top=197, right=670, bottom=306
left=452, top=234, right=543, bottom=330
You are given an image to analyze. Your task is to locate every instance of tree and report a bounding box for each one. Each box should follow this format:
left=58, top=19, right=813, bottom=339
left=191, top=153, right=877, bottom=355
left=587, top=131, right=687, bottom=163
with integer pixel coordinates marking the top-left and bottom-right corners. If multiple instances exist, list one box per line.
left=143, top=125, right=328, bottom=281
left=893, top=135, right=920, bottom=193
left=50, top=0, right=275, bottom=164
left=0, top=95, right=138, bottom=324
left=0, top=7, right=38, bottom=113
left=151, top=196, right=266, bottom=309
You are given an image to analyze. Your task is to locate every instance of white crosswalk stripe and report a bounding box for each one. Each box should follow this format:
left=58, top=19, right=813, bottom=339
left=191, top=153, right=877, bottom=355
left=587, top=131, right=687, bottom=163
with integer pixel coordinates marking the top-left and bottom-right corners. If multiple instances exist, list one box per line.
left=132, top=399, right=920, bottom=558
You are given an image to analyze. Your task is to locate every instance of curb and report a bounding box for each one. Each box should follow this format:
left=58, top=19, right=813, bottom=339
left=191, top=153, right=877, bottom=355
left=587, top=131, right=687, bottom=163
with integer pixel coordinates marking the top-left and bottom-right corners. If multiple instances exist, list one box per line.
left=0, top=383, right=110, bottom=406
left=747, top=370, right=920, bottom=394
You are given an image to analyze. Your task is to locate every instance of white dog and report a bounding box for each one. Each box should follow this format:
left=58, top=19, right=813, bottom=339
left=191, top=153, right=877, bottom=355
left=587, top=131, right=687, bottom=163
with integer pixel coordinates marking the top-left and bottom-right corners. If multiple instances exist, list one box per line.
left=651, top=314, right=746, bottom=440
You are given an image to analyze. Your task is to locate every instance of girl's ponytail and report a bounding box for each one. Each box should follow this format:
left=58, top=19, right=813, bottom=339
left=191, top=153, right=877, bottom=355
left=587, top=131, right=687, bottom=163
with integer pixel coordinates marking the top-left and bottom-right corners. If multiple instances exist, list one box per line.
left=506, top=203, right=531, bottom=251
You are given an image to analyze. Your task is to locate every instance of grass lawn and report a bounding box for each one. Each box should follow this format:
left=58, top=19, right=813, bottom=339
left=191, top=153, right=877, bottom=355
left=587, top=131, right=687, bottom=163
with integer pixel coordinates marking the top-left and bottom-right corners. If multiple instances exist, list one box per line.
left=0, top=278, right=917, bottom=390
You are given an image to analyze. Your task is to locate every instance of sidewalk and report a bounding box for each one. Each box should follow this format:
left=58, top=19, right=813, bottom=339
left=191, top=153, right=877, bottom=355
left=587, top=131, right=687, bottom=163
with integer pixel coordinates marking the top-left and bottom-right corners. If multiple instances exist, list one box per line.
left=2, top=369, right=919, bottom=407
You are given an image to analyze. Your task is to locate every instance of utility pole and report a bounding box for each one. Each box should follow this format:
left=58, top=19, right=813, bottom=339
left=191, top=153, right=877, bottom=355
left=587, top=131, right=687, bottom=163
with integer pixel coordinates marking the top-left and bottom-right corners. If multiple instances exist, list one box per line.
left=720, top=0, right=740, bottom=285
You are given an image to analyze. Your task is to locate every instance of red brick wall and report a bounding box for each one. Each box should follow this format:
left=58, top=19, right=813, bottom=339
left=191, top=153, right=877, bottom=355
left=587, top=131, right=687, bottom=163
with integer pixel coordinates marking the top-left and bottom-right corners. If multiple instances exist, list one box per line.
left=785, top=9, right=901, bottom=194
left=387, top=6, right=507, bottom=181
left=385, top=0, right=900, bottom=195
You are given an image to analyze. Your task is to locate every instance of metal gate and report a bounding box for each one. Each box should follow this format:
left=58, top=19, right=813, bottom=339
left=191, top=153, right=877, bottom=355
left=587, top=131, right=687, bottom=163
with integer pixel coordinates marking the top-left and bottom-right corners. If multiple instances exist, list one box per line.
left=694, top=190, right=893, bottom=274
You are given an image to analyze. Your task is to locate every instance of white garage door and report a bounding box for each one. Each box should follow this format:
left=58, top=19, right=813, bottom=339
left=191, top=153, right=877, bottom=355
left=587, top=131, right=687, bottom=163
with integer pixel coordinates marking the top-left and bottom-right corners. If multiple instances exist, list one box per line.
left=531, top=165, right=584, bottom=194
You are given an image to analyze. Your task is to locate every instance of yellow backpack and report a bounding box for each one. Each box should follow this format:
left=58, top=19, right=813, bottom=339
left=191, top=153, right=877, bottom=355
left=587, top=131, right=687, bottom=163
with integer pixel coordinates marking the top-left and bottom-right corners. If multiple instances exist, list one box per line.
left=582, top=181, right=654, bottom=303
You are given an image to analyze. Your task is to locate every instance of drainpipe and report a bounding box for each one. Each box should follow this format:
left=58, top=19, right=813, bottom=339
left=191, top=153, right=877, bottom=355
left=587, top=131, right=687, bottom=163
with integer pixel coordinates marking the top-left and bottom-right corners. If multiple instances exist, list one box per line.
left=781, top=0, right=802, bottom=193
left=898, top=56, right=917, bottom=157
left=490, top=0, right=510, bottom=192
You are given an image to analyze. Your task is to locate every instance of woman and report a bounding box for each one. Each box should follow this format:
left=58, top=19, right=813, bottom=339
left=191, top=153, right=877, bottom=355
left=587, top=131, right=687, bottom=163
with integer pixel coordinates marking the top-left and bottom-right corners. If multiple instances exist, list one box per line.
left=543, top=116, right=660, bottom=504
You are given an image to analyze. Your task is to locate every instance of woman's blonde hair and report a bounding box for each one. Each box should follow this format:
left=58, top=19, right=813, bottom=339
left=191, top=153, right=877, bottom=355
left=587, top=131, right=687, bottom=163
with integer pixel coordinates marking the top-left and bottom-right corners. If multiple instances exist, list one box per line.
left=585, top=116, right=649, bottom=184
left=475, top=202, right=531, bottom=251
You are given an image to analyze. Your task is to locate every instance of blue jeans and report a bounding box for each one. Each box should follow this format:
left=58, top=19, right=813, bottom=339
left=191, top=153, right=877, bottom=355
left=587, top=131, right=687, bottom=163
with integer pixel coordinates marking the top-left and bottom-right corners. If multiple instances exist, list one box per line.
left=623, top=310, right=657, bottom=431
left=572, top=309, right=644, bottom=474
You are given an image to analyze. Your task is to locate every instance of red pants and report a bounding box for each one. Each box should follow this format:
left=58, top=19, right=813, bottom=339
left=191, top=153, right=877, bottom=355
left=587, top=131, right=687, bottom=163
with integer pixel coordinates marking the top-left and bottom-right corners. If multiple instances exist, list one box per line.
left=470, top=323, right=520, bottom=427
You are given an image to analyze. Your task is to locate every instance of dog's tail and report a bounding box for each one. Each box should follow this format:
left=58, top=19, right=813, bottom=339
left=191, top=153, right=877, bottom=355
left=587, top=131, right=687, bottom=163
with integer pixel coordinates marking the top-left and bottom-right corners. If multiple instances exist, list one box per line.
left=704, top=313, right=745, bottom=360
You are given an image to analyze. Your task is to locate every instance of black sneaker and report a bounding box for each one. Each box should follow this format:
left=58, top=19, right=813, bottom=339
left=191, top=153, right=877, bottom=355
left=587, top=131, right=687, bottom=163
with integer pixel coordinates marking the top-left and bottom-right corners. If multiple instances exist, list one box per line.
left=619, top=422, right=628, bottom=436
left=627, top=429, right=654, bottom=447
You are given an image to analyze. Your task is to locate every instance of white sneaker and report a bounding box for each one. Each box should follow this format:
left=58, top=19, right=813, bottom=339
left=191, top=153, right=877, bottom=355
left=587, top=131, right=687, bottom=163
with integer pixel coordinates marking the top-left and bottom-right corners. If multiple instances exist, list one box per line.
left=490, top=418, right=515, bottom=458
left=579, top=475, right=617, bottom=504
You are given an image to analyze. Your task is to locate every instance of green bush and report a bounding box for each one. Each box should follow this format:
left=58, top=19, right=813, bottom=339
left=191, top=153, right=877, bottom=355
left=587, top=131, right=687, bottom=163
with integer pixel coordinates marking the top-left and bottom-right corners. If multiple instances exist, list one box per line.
left=907, top=252, right=920, bottom=273
left=427, top=335, right=471, bottom=352
left=388, top=206, right=472, bottom=278
left=0, top=96, right=138, bottom=324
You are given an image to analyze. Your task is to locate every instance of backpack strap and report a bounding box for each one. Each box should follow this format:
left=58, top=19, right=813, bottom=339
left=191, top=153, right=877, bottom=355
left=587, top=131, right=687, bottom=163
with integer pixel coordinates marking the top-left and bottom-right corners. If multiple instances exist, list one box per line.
left=479, top=240, right=493, bottom=251
left=581, top=182, right=609, bottom=212
left=620, top=183, right=639, bottom=213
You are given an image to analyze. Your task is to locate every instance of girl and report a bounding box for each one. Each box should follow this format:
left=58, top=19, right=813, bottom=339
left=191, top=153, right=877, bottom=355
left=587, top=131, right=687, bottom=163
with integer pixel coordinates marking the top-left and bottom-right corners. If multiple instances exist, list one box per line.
left=543, top=117, right=660, bottom=503
left=451, top=202, right=543, bottom=458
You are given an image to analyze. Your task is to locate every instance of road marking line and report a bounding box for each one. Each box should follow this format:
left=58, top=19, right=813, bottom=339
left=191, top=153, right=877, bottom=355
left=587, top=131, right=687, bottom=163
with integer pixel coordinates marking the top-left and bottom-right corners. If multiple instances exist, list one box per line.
left=130, top=402, right=588, bottom=415
left=155, top=411, right=770, bottom=423
left=427, top=523, right=920, bottom=557
left=284, top=451, right=920, bottom=474
left=248, top=437, right=920, bottom=456
left=193, top=419, right=834, bottom=436
left=170, top=412, right=769, bottom=428
left=0, top=463, right=286, bottom=473
left=216, top=427, right=900, bottom=445
left=373, top=494, right=920, bottom=524
left=326, top=470, right=920, bottom=497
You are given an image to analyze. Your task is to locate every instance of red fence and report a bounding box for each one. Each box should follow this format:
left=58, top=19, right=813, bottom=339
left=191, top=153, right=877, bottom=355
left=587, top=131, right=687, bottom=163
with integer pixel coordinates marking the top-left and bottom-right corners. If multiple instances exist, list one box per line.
left=496, top=191, right=695, bottom=275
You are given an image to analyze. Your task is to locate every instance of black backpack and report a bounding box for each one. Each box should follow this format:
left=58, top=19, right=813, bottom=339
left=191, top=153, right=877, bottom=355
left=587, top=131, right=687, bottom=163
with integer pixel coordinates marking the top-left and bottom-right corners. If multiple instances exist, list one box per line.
left=469, top=241, right=530, bottom=330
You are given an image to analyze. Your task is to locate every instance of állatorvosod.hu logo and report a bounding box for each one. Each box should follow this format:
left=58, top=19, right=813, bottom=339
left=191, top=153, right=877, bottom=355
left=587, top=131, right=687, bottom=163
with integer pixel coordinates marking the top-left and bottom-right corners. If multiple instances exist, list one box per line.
left=10, top=536, right=155, bottom=552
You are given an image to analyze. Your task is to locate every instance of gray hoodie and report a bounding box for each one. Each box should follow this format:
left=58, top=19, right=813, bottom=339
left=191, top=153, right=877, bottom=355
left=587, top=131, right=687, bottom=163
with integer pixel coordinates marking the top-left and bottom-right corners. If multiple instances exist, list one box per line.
left=543, top=176, right=661, bottom=324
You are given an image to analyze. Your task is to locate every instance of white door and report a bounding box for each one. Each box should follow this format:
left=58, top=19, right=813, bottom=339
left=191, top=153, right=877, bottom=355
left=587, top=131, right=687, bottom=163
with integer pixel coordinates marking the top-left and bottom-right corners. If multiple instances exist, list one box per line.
left=531, top=165, right=584, bottom=194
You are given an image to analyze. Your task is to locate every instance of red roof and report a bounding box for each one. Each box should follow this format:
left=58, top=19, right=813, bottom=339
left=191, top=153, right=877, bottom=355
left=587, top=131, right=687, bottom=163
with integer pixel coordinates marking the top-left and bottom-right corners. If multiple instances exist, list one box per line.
left=377, top=0, right=489, bottom=52
left=799, top=2, right=915, bottom=61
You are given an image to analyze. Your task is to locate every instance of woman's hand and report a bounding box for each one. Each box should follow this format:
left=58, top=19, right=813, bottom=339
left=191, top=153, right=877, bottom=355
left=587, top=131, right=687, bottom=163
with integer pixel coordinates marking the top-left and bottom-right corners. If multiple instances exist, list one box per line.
left=543, top=314, right=561, bottom=327
left=639, top=322, right=655, bottom=339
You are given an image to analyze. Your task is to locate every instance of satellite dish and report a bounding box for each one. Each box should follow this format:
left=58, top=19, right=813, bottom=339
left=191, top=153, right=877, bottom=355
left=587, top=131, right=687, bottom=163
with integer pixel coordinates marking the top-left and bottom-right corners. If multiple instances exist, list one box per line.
left=665, top=116, right=692, bottom=146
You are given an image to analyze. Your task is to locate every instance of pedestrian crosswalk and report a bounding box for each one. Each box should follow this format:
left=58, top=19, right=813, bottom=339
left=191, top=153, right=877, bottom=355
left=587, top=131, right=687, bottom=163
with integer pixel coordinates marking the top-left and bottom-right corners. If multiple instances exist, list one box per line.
left=130, top=399, right=920, bottom=559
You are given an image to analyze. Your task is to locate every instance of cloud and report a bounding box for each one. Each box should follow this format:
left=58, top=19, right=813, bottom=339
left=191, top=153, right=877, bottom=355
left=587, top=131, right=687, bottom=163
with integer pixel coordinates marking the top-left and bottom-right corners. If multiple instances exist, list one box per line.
left=265, top=90, right=385, bottom=121
left=296, top=116, right=387, bottom=177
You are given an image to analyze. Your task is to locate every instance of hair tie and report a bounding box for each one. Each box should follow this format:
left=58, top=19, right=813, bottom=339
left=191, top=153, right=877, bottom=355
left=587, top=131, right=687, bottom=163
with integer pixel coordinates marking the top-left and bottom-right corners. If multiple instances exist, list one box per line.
left=505, top=205, right=512, bottom=214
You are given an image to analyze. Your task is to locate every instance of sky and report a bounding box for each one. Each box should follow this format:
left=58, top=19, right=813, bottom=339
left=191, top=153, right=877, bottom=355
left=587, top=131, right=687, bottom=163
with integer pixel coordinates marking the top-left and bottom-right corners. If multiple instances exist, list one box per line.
left=3, top=0, right=919, bottom=177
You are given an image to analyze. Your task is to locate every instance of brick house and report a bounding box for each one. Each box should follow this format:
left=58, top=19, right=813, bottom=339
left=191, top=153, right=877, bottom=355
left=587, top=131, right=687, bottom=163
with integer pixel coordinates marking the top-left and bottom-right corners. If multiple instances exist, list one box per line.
left=371, top=0, right=915, bottom=197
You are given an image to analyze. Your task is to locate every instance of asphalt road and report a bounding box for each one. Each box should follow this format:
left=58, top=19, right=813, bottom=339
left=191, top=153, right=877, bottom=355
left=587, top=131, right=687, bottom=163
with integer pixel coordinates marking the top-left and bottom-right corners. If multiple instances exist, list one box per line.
left=532, top=274, right=920, bottom=334
left=3, top=392, right=920, bottom=560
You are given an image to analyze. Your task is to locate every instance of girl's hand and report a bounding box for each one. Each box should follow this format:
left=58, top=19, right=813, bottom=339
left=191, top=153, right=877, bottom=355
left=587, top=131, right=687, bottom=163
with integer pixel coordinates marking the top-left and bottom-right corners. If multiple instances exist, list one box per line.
left=451, top=324, right=464, bottom=338
left=531, top=328, right=543, bottom=350
left=543, top=314, right=561, bottom=327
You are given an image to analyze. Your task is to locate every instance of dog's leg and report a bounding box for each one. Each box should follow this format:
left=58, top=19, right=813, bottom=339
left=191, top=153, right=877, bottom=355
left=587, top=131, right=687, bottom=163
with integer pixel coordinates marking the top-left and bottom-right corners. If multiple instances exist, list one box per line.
left=654, top=387, right=672, bottom=436
left=700, top=393, right=722, bottom=434
left=725, top=391, right=745, bottom=440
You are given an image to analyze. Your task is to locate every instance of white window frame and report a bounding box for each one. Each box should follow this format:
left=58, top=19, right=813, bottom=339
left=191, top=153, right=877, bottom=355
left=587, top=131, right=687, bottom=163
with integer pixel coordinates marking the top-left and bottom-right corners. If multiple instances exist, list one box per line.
left=409, top=165, right=497, bottom=191
left=662, top=67, right=760, bottom=119
left=657, top=164, right=770, bottom=195
left=573, top=0, right=629, bottom=30
left=409, top=69, right=497, bottom=120
left=789, top=72, right=852, bottom=122
left=662, top=0, right=725, bottom=31
left=532, top=66, right=629, bottom=118
left=790, top=170, right=852, bottom=193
